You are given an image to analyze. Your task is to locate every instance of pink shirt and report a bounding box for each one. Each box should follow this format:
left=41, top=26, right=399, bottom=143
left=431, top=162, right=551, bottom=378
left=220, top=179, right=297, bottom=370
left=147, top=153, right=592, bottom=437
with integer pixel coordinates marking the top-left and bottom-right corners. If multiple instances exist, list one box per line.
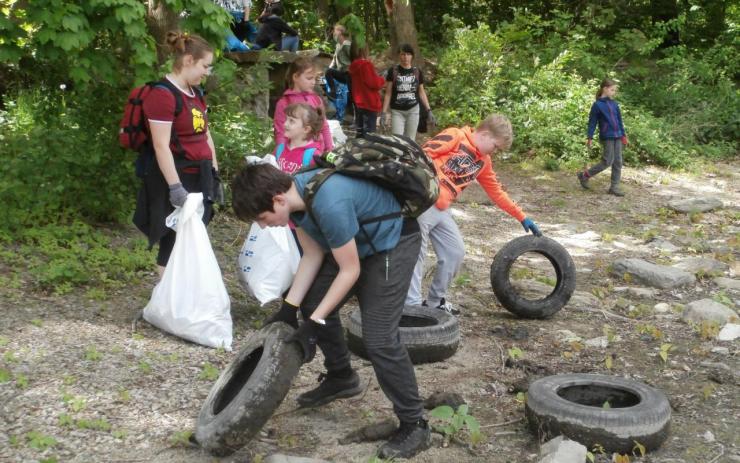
left=273, top=89, right=333, bottom=153
left=275, top=140, right=321, bottom=174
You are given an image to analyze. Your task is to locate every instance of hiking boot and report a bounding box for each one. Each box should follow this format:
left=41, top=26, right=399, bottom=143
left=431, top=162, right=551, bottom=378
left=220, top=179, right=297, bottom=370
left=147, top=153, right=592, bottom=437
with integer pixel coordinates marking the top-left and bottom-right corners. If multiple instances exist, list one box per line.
left=577, top=171, right=590, bottom=190
left=423, top=298, right=460, bottom=316
left=296, top=370, right=362, bottom=408
left=377, top=419, right=432, bottom=460
left=608, top=186, right=625, bottom=197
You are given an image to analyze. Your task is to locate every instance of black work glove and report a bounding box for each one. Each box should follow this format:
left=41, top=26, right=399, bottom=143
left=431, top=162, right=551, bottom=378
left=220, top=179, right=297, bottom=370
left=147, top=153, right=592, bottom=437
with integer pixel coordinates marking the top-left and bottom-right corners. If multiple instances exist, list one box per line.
left=286, top=319, right=321, bottom=363
left=168, top=182, right=188, bottom=207
left=265, top=300, right=299, bottom=329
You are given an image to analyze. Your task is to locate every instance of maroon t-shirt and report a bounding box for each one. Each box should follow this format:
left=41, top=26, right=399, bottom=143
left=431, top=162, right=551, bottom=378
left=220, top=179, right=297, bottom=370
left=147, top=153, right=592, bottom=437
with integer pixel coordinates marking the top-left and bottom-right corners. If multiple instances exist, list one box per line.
left=143, top=79, right=212, bottom=161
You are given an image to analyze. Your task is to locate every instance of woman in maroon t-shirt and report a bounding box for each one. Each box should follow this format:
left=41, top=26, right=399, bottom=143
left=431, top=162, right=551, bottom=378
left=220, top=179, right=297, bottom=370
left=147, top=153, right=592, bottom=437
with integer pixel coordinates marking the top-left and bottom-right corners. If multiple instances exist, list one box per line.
left=138, top=31, right=217, bottom=275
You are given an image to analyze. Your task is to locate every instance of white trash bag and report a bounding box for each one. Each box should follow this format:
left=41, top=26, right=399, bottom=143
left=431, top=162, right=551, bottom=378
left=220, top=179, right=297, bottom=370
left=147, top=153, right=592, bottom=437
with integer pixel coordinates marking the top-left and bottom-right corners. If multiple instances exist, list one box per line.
left=144, top=193, right=233, bottom=350
left=328, top=119, right=347, bottom=147
left=237, top=222, right=300, bottom=305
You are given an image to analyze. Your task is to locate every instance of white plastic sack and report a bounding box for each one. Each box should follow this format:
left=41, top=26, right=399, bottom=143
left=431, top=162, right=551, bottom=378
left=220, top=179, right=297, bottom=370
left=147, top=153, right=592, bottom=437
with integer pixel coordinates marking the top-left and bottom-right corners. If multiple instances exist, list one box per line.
left=328, top=119, right=347, bottom=147
left=143, top=193, right=233, bottom=350
left=237, top=222, right=300, bottom=306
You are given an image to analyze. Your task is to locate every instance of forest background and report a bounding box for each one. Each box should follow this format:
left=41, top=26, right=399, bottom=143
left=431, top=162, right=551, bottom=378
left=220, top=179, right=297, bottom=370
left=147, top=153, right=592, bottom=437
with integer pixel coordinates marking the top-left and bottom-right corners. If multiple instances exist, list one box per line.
left=0, top=0, right=737, bottom=295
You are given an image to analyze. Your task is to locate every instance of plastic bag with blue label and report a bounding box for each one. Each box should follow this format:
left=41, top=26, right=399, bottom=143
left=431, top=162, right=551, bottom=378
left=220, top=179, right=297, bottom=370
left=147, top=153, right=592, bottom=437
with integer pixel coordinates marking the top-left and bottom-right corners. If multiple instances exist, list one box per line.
left=237, top=222, right=300, bottom=305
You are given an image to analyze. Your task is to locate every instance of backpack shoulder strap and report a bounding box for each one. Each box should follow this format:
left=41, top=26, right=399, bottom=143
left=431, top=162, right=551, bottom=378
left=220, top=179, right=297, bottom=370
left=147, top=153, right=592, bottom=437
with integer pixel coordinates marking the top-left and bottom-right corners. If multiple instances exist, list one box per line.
left=152, top=79, right=184, bottom=117
left=275, top=143, right=285, bottom=161
left=302, top=147, right=316, bottom=167
left=302, top=169, right=335, bottom=224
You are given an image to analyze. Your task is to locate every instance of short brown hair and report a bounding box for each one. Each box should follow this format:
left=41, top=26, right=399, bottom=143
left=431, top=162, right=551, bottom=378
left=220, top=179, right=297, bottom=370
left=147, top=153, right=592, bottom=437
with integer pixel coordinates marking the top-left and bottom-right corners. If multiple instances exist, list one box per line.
left=166, top=31, right=213, bottom=72
left=285, top=103, right=325, bottom=140
left=231, top=164, right=293, bottom=222
left=476, top=114, right=513, bottom=151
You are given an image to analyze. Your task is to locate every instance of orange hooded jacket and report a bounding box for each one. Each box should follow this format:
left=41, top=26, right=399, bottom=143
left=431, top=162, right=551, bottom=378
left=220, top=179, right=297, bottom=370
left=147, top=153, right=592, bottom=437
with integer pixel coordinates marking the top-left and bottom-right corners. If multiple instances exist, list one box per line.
left=423, top=126, right=525, bottom=221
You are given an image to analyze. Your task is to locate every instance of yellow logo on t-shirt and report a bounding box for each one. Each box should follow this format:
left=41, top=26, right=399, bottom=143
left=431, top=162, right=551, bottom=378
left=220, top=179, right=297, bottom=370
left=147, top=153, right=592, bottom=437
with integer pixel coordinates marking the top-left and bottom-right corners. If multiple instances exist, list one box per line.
left=192, top=107, right=205, bottom=133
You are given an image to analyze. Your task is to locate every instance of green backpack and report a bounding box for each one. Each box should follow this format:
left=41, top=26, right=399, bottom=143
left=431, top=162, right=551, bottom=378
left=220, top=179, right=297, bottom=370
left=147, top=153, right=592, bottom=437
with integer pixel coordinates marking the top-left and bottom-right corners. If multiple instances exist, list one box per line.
left=303, top=133, right=439, bottom=223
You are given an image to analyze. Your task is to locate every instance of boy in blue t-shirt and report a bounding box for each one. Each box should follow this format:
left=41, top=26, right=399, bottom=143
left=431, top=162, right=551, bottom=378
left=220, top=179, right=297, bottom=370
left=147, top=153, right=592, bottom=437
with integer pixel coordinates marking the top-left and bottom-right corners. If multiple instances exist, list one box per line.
left=231, top=163, right=431, bottom=460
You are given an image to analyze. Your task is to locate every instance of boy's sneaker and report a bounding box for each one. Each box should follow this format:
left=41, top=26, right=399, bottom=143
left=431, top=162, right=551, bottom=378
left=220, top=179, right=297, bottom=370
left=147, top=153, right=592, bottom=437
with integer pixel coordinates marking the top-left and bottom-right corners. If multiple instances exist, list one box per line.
left=296, top=370, right=362, bottom=408
left=577, top=171, right=590, bottom=190
left=608, top=186, right=625, bottom=197
left=377, top=419, right=432, bottom=460
left=422, top=298, right=460, bottom=316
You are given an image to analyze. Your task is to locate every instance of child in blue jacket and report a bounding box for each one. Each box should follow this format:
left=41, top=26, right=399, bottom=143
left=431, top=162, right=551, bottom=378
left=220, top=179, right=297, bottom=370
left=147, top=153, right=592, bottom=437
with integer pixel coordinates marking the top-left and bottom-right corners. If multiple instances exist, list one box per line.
left=577, top=78, right=628, bottom=196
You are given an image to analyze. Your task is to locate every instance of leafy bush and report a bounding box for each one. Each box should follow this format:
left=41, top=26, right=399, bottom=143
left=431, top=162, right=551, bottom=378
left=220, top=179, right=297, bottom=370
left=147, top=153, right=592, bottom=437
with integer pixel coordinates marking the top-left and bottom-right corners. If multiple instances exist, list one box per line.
left=430, top=13, right=737, bottom=168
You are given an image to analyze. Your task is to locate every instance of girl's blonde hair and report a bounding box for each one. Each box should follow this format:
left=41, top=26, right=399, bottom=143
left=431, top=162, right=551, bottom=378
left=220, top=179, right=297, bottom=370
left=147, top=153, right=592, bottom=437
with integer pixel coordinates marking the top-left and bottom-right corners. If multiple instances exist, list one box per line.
left=285, top=103, right=324, bottom=140
left=165, top=31, right=213, bottom=71
left=596, top=78, right=617, bottom=99
left=477, top=114, right=513, bottom=151
left=285, top=57, right=316, bottom=90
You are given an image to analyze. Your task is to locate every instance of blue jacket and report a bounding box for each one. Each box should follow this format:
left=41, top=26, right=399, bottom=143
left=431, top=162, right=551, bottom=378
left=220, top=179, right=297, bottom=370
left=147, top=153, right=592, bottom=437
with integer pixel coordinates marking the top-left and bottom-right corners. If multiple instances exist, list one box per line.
left=587, top=97, right=626, bottom=140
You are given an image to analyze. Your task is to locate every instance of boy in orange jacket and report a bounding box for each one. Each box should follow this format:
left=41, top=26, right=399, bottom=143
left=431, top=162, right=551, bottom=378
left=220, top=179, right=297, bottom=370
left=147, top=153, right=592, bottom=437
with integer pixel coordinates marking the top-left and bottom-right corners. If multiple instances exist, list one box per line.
left=406, top=114, right=541, bottom=315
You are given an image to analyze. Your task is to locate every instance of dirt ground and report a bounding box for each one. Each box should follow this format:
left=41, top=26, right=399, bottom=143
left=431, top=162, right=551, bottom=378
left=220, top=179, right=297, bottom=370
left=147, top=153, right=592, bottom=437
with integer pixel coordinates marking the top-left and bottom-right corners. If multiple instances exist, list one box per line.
left=1, top=158, right=738, bottom=463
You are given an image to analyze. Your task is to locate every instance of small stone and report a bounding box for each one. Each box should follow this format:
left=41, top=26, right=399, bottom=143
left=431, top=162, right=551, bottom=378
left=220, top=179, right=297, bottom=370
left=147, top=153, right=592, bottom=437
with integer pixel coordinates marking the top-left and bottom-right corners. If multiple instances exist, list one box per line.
left=711, top=347, right=729, bottom=355
left=539, top=436, right=587, bottom=463
left=703, top=431, right=715, bottom=443
left=668, top=197, right=723, bottom=213
left=265, top=455, right=331, bottom=463
left=717, top=323, right=740, bottom=341
left=654, top=303, right=671, bottom=313
left=585, top=336, right=609, bottom=348
left=683, top=299, right=738, bottom=325
left=714, top=277, right=740, bottom=292
left=673, top=257, right=728, bottom=274
left=557, top=330, right=582, bottom=343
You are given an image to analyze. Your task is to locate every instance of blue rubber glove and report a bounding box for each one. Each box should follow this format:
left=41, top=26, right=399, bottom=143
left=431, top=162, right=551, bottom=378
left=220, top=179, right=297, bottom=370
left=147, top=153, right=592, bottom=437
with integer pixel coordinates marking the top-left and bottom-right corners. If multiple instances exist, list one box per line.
left=521, top=218, right=542, bottom=237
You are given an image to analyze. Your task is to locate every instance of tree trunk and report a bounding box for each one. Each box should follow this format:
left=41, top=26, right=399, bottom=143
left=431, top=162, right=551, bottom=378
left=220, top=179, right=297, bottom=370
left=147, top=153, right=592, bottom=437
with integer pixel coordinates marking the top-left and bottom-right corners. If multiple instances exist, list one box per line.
left=146, top=0, right=180, bottom=65
left=386, top=0, right=421, bottom=67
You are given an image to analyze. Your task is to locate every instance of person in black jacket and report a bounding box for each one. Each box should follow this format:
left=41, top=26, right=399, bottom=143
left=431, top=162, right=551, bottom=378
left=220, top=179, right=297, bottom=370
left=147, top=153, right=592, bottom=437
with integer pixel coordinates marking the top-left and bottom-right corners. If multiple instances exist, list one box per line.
left=252, top=3, right=299, bottom=51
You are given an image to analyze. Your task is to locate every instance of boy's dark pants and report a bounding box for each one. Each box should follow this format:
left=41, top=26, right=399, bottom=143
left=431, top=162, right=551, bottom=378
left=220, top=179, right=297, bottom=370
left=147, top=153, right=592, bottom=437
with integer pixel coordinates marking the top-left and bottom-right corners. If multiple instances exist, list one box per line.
left=299, top=225, right=424, bottom=423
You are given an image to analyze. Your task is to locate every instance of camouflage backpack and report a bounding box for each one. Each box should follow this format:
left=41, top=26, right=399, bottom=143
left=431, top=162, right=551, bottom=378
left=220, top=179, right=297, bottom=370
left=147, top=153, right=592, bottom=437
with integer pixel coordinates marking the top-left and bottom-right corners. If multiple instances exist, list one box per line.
left=303, top=133, right=439, bottom=222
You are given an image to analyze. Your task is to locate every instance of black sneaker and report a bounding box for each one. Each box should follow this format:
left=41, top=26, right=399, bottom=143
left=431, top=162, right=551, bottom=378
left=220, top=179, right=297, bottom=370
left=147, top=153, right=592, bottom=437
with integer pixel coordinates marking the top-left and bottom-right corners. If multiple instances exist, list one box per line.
left=577, top=171, right=590, bottom=190
left=296, top=370, right=362, bottom=408
left=377, top=419, right=432, bottom=460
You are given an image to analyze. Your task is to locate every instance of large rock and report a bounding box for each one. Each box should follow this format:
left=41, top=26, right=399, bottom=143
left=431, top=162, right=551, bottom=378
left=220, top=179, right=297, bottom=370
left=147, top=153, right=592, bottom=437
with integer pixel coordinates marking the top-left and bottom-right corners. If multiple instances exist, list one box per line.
left=682, top=299, right=738, bottom=325
left=539, top=436, right=587, bottom=463
left=612, top=258, right=696, bottom=289
left=673, top=257, right=728, bottom=274
left=668, top=197, right=723, bottom=213
left=715, top=277, right=740, bottom=292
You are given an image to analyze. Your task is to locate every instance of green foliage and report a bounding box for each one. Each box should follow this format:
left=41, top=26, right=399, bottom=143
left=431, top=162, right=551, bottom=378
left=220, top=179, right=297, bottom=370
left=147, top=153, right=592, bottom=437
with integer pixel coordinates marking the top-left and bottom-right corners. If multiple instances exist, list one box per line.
left=198, top=362, right=220, bottom=381
left=26, top=431, right=58, bottom=451
left=429, top=404, right=483, bottom=446
left=431, top=8, right=737, bottom=168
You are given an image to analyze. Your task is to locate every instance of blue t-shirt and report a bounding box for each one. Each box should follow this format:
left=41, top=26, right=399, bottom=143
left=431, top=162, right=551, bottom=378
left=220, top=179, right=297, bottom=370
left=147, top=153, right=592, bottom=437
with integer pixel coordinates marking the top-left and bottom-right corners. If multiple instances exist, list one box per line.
left=291, top=170, right=402, bottom=258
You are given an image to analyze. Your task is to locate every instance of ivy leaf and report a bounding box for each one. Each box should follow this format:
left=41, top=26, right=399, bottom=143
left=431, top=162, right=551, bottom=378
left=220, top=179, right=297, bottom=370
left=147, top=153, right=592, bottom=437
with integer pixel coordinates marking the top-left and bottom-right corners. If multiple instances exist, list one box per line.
left=464, top=415, right=480, bottom=435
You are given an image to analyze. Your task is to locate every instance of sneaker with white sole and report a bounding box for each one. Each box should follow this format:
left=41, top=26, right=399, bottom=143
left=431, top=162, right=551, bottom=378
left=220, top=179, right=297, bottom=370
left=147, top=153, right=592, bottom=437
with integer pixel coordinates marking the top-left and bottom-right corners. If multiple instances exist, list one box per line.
left=422, top=298, right=460, bottom=316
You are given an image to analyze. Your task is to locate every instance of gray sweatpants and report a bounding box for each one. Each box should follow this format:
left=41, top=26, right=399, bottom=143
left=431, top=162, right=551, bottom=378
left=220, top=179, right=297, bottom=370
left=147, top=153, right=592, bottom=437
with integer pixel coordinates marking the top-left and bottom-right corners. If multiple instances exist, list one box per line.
left=586, top=138, right=623, bottom=186
left=391, top=105, right=420, bottom=140
left=405, top=206, right=465, bottom=308
left=299, top=229, right=424, bottom=422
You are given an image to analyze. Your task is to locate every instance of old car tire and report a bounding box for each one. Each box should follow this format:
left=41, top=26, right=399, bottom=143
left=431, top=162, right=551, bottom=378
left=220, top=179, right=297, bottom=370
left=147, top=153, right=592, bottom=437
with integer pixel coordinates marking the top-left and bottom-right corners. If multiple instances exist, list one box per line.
left=195, top=322, right=302, bottom=456
left=346, top=305, right=460, bottom=364
left=526, top=374, right=671, bottom=453
left=490, top=235, right=576, bottom=318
